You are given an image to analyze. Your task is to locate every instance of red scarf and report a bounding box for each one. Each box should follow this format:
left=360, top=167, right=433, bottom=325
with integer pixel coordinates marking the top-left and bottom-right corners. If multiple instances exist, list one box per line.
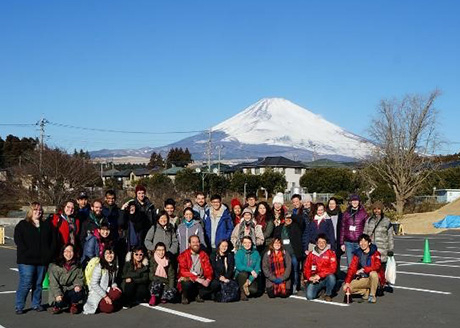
left=269, top=250, right=286, bottom=295
left=256, top=214, right=267, bottom=231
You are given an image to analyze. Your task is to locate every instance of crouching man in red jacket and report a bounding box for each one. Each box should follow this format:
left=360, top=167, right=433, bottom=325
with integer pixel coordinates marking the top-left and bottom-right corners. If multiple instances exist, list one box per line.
left=304, top=233, right=337, bottom=302
left=177, top=235, right=218, bottom=304
left=343, top=233, right=382, bottom=304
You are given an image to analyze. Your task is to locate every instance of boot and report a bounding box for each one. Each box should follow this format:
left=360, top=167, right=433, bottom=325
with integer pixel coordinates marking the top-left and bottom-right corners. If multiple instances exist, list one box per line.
left=181, top=293, right=189, bottom=305
left=148, top=295, right=156, bottom=306
left=240, top=289, right=248, bottom=301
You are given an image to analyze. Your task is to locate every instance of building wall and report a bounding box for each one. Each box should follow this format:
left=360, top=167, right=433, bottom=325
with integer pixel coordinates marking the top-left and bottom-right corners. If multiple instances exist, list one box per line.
left=242, top=166, right=305, bottom=191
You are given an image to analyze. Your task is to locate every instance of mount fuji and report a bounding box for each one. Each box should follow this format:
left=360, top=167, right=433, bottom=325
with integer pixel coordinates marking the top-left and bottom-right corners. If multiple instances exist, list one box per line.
left=90, top=98, right=374, bottom=162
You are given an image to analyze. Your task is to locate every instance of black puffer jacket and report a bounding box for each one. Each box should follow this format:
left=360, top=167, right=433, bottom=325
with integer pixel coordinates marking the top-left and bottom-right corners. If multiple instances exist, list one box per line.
left=211, top=252, right=235, bottom=280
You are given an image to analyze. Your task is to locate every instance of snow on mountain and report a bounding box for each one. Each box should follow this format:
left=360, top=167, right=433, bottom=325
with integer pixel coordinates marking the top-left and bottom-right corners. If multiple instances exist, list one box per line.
left=90, top=98, right=374, bottom=162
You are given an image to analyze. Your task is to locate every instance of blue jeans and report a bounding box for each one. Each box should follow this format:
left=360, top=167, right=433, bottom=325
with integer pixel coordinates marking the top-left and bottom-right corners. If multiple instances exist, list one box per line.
left=15, top=264, right=47, bottom=310
left=291, top=256, right=299, bottom=289
left=344, top=241, right=359, bottom=268
left=306, top=274, right=336, bottom=300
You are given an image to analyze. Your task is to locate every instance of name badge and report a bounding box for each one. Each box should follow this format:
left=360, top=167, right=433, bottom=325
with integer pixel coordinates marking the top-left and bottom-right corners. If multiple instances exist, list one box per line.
left=349, top=225, right=357, bottom=232
left=311, top=265, right=317, bottom=271
left=283, top=239, right=290, bottom=245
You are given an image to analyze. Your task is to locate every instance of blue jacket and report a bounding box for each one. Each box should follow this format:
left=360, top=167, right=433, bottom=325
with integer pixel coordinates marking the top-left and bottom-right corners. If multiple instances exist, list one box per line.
left=203, top=206, right=234, bottom=249
left=302, top=216, right=336, bottom=251
left=235, top=247, right=261, bottom=283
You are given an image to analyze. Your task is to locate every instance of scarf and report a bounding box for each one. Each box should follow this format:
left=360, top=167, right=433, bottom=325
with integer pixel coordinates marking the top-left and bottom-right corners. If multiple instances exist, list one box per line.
left=185, top=219, right=195, bottom=229
left=61, top=214, right=76, bottom=245
left=256, top=214, right=267, bottom=231
left=244, top=248, right=254, bottom=267
left=314, top=213, right=328, bottom=226
left=88, top=212, right=102, bottom=229
left=154, top=253, right=169, bottom=279
left=63, top=260, right=75, bottom=272
left=269, top=250, right=286, bottom=295
left=326, top=206, right=341, bottom=217
left=237, top=220, right=256, bottom=249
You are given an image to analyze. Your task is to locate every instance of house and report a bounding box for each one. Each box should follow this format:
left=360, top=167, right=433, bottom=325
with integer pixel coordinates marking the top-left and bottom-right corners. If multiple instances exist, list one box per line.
left=435, top=189, right=460, bottom=203
left=102, top=169, right=131, bottom=189
left=161, top=166, right=184, bottom=182
left=235, top=156, right=306, bottom=191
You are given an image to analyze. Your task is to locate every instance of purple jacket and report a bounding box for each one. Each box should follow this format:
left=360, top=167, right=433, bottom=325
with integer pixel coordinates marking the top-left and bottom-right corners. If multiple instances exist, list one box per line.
left=340, top=205, right=368, bottom=245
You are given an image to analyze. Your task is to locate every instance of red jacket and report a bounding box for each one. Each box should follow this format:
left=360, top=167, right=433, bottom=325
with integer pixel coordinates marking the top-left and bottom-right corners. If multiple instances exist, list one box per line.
left=51, top=213, right=80, bottom=248
left=177, top=249, right=213, bottom=283
left=345, top=244, right=382, bottom=284
left=304, top=247, right=337, bottom=280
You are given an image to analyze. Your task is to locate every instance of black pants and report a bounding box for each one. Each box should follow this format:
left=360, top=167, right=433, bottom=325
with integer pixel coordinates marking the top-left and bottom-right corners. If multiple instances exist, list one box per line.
left=55, top=289, right=85, bottom=308
left=236, top=272, right=258, bottom=296
left=123, top=282, right=150, bottom=306
left=181, top=280, right=218, bottom=301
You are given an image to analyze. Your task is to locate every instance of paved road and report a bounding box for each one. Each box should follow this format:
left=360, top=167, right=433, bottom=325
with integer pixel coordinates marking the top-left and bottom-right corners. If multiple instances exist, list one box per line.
left=1, top=226, right=459, bottom=328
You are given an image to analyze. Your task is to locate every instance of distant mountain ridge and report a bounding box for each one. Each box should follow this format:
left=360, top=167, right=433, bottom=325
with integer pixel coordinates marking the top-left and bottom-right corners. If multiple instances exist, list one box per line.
left=90, top=98, right=374, bottom=162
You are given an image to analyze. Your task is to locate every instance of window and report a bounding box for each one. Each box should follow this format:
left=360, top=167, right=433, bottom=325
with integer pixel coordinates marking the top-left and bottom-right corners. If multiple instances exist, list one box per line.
left=255, top=168, right=260, bottom=174
left=295, top=168, right=301, bottom=174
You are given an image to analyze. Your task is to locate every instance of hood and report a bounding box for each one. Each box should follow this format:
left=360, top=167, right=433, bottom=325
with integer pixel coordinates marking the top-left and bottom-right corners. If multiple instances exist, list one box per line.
left=353, top=243, right=378, bottom=257
left=311, top=244, right=331, bottom=257
left=125, top=251, right=149, bottom=266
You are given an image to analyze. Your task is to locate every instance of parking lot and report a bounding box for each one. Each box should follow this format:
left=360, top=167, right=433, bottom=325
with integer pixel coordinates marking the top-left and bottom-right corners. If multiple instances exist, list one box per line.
left=1, top=227, right=459, bottom=328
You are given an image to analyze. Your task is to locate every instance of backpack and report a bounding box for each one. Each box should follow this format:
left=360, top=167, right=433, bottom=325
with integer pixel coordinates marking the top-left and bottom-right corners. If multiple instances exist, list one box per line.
left=84, top=257, right=100, bottom=286
left=216, top=280, right=240, bottom=302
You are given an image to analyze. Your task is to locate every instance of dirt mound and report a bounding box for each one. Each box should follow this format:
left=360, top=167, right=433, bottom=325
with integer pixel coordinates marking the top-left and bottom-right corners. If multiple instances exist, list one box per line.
left=401, top=198, right=460, bottom=234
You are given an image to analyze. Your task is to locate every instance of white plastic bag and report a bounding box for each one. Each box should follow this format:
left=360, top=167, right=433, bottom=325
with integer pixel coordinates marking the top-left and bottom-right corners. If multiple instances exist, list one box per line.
left=385, top=256, right=397, bottom=285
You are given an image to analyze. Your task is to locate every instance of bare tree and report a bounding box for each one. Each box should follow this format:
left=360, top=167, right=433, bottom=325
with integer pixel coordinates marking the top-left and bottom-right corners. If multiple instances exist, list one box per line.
left=368, top=90, right=441, bottom=215
left=9, top=147, right=101, bottom=207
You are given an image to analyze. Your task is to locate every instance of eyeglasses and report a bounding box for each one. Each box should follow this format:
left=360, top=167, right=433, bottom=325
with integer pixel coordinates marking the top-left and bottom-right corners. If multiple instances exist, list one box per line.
left=134, top=253, right=144, bottom=257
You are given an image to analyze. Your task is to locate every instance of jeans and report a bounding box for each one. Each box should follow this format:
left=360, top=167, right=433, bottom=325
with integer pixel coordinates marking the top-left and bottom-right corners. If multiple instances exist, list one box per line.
left=306, top=274, right=336, bottom=300
left=15, top=264, right=47, bottom=310
left=55, top=290, right=85, bottom=308
left=291, top=256, right=299, bottom=289
left=344, top=241, right=359, bottom=267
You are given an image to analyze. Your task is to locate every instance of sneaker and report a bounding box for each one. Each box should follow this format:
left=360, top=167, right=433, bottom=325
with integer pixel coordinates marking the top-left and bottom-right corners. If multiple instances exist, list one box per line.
left=240, top=290, right=248, bottom=301
left=324, top=295, right=333, bottom=302
left=181, top=294, right=189, bottom=305
left=15, top=309, right=24, bottom=315
left=34, top=305, right=46, bottom=312
left=362, top=290, right=370, bottom=300
left=70, top=303, right=79, bottom=314
left=148, top=295, right=156, bottom=306
left=368, top=295, right=376, bottom=304
left=243, top=284, right=250, bottom=296
left=51, top=306, right=61, bottom=314
left=195, top=295, right=204, bottom=303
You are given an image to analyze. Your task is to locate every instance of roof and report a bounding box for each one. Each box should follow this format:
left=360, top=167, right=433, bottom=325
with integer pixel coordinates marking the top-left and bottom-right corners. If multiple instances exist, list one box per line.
left=162, top=167, right=185, bottom=175
left=303, top=159, right=349, bottom=168
left=237, top=156, right=305, bottom=169
left=102, top=168, right=120, bottom=177
left=132, top=168, right=152, bottom=176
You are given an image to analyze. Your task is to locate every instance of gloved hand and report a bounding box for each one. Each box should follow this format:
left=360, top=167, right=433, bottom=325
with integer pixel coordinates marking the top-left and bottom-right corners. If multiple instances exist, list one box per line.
left=387, top=251, right=394, bottom=257
left=273, top=278, right=283, bottom=284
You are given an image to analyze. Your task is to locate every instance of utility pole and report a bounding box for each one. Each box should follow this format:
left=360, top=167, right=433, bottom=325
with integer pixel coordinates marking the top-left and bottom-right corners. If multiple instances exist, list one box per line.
left=38, top=117, right=48, bottom=200
left=206, top=129, right=212, bottom=173
left=216, top=145, right=223, bottom=176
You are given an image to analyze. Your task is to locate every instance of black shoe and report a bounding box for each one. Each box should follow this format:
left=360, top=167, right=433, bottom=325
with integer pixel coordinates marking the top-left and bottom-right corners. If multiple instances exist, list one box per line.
left=195, top=295, right=204, bottom=303
left=34, top=305, right=46, bottom=312
left=16, top=309, right=24, bottom=315
left=181, top=294, right=189, bottom=305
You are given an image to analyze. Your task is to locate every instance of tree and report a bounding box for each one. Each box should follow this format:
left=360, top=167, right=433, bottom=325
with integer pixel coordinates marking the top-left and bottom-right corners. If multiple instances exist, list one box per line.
left=135, top=174, right=175, bottom=207
left=9, top=147, right=100, bottom=207
left=175, top=168, right=201, bottom=193
left=300, top=168, right=356, bottom=194
left=166, top=147, right=193, bottom=168
left=259, top=169, right=287, bottom=196
left=229, top=171, right=262, bottom=195
left=147, top=152, right=165, bottom=169
left=368, top=90, right=441, bottom=215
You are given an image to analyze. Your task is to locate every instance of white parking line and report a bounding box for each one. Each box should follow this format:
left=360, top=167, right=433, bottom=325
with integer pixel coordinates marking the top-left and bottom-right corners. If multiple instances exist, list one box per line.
left=392, top=286, right=451, bottom=295
left=440, top=241, right=460, bottom=244
left=290, top=295, right=349, bottom=307
left=9, top=268, right=18, bottom=272
left=398, top=261, right=460, bottom=268
left=406, top=249, right=460, bottom=254
left=395, top=253, right=460, bottom=260
left=435, top=259, right=460, bottom=264
left=446, top=246, right=460, bottom=249
left=140, top=303, right=215, bottom=323
left=398, top=271, right=460, bottom=279
left=0, top=291, right=16, bottom=294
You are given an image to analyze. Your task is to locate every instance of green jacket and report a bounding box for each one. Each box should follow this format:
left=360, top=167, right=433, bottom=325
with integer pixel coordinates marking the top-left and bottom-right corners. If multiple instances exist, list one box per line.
left=121, top=260, right=150, bottom=291
left=235, top=247, right=261, bottom=283
left=48, top=262, right=84, bottom=304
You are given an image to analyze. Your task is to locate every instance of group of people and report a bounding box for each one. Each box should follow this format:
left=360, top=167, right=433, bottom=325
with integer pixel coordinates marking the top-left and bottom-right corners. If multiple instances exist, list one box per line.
left=14, top=186, right=394, bottom=315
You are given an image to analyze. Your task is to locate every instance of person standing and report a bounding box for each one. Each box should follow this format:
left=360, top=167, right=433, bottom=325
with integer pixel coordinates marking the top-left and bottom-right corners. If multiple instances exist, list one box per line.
left=122, top=185, right=155, bottom=226
left=340, top=195, right=368, bottom=267
left=230, top=198, right=243, bottom=226
left=144, top=211, right=178, bottom=258
left=203, top=194, right=233, bottom=255
left=326, top=197, right=343, bottom=270
left=193, top=192, right=208, bottom=222
left=14, top=202, right=55, bottom=314
left=302, top=203, right=336, bottom=254
left=231, top=208, right=264, bottom=251
left=76, top=191, right=91, bottom=225
left=51, top=200, right=80, bottom=253
left=177, top=207, right=206, bottom=254
left=102, top=190, right=123, bottom=239
left=255, top=201, right=275, bottom=250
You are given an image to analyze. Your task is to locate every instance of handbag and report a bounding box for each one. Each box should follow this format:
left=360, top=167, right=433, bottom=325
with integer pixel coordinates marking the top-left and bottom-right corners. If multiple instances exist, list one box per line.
left=385, top=255, right=397, bottom=285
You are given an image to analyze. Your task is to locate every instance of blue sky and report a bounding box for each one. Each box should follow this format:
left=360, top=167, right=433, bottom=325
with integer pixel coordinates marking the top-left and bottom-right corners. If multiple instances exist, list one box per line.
left=1, top=0, right=459, bottom=154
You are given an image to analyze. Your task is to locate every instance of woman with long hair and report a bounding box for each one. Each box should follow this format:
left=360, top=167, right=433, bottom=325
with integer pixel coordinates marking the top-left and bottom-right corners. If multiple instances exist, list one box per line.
left=51, top=200, right=80, bottom=253
left=144, top=210, right=178, bottom=258
left=48, top=243, right=85, bottom=314
left=121, top=246, right=150, bottom=307
left=148, top=242, right=177, bottom=306
left=210, top=239, right=239, bottom=302
left=255, top=201, right=275, bottom=250
left=83, top=246, right=122, bottom=314
left=81, top=219, right=113, bottom=268
left=262, top=238, right=292, bottom=298
left=302, top=203, right=336, bottom=255
left=177, top=207, right=206, bottom=254
left=14, top=202, right=55, bottom=314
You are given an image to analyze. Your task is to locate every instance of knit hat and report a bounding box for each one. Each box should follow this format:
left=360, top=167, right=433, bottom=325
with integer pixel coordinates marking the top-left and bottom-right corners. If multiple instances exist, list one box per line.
left=371, top=201, right=384, bottom=210
left=272, top=192, right=284, bottom=205
left=349, top=194, right=361, bottom=201
left=242, top=207, right=254, bottom=218
left=303, top=193, right=313, bottom=202
left=231, top=198, right=242, bottom=209
left=135, top=185, right=146, bottom=194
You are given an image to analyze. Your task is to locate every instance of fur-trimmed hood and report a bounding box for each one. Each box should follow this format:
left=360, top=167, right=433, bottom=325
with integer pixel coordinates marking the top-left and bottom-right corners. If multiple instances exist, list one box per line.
left=125, top=251, right=149, bottom=266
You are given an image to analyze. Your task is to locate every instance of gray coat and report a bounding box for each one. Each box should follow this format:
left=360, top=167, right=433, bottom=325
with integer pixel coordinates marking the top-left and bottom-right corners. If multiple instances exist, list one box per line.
left=83, top=263, right=118, bottom=314
left=48, top=262, right=84, bottom=305
left=176, top=221, right=206, bottom=254
left=364, top=215, right=394, bottom=262
left=144, top=223, right=179, bottom=255
left=262, top=250, right=292, bottom=290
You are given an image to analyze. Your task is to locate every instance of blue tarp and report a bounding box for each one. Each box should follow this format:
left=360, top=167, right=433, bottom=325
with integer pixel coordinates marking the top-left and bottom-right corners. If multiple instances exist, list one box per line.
left=433, top=215, right=460, bottom=228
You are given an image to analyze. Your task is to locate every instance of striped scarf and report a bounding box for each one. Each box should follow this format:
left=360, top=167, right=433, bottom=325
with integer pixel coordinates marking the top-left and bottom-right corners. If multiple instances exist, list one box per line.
left=269, top=250, right=286, bottom=295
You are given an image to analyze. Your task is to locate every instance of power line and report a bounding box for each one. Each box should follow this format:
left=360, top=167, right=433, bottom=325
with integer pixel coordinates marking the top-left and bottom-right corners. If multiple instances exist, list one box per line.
left=0, top=123, right=36, bottom=126
left=47, top=121, right=206, bottom=135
